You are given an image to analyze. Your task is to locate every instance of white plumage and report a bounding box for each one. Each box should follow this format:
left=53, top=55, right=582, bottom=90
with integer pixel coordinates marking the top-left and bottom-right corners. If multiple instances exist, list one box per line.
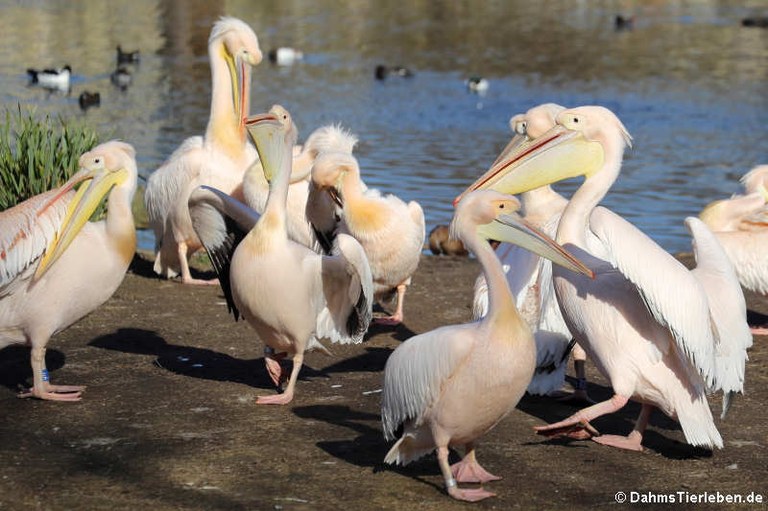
left=145, top=17, right=262, bottom=284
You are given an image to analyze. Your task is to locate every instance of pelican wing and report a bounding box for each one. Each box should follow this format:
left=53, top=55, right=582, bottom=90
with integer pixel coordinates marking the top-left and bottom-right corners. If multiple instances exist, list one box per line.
left=188, top=185, right=260, bottom=319
left=315, top=233, right=373, bottom=343
left=590, top=207, right=717, bottom=387
left=381, top=324, right=475, bottom=439
left=686, top=217, right=751, bottom=415
left=0, top=188, right=73, bottom=296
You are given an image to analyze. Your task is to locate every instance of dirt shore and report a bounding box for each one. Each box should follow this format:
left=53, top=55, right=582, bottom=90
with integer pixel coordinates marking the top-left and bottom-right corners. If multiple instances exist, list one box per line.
left=1, top=253, right=766, bottom=511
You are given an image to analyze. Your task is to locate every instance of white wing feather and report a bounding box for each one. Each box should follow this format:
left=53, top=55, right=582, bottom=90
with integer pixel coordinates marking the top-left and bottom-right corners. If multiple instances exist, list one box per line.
left=381, top=324, right=475, bottom=439
left=686, top=217, right=752, bottom=397
left=0, top=188, right=73, bottom=295
left=590, top=207, right=717, bottom=387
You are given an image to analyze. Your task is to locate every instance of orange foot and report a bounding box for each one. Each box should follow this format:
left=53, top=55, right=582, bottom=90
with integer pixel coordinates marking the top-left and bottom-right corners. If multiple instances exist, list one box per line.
left=451, top=459, right=501, bottom=484
left=592, top=432, right=643, bottom=452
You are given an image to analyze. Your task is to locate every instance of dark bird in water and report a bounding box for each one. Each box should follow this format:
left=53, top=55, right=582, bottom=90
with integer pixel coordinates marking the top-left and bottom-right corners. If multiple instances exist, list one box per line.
left=741, top=16, right=768, bottom=28
left=116, top=45, right=140, bottom=64
left=268, top=47, right=303, bottom=65
left=78, top=91, right=101, bottom=110
left=110, top=67, right=132, bottom=90
left=614, top=15, right=635, bottom=31
left=375, top=65, right=414, bottom=80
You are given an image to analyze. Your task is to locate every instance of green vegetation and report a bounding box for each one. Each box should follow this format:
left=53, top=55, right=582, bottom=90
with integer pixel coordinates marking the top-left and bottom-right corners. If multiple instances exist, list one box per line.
left=0, top=105, right=99, bottom=210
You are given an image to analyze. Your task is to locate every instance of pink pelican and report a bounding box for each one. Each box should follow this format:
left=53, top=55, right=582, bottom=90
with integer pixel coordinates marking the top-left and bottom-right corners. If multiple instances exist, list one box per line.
left=187, top=112, right=372, bottom=405
left=472, top=103, right=593, bottom=401
left=310, top=152, right=425, bottom=325
left=700, top=165, right=768, bottom=333
left=382, top=190, right=593, bottom=502
left=458, top=105, right=751, bottom=451
left=145, top=17, right=262, bottom=285
left=242, top=104, right=357, bottom=254
left=1, top=141, right=138, bottom=401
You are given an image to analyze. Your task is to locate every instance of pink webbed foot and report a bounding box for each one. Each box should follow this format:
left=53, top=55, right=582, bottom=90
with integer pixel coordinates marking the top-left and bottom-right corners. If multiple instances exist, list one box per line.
left=749, top=326, right=768, bottom=336
left=18, top=384, right=85, bottom=402
left=264, top=351, right=287, bottom=387
left=534, top=419, right=600, bottom=441
left=256, top=391, right=294, bottom=405
left=447, top=485, right=496, bottom=502
left=374, top=313, right=403, bottom=326
left=451, top=458, right=501, bottom=484
left=180, top=276, right=219, bottom=286
left=592, top=432, right=644, bottom=452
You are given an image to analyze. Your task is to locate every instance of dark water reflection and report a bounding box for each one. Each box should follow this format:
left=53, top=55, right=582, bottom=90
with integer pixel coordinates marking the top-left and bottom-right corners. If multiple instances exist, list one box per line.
left=0, top=0, right=765, bottom=253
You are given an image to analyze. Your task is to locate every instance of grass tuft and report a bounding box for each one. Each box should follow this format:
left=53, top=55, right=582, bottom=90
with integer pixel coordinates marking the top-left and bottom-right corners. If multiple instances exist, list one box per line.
left=0, top=105, right=99, bottom=210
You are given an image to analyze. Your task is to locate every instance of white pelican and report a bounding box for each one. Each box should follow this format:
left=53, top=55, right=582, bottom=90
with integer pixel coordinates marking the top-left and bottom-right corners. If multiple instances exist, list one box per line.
left=242, top=104, right=356, bottom=254
left=311, top=152, right=425, bottom=325
left=145, top=17, right=262, bottom=285
left=459, top=105, right=751, bottom=451
left=1, top=141, right=138, bottom=401
left=471, top=103, right=593, bottom=401
left=699, top=166, right=768, bottom=332
left=188, top=112, right=373, bottom=405
left=382, top=190, right=593, bottom=502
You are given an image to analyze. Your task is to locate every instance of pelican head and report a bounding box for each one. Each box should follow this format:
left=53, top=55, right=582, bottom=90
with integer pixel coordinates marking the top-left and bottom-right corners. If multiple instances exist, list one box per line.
left=310, top=151, right=358, bottom=208
left=245, top=111, right=297, bottom=183
left=211, top=17, right=262, bottom=134
left=453, top=190, right=593, bottom=278
left=35, top=141, right=137, bottom=279
left=454, top=106, right=632, bottom=203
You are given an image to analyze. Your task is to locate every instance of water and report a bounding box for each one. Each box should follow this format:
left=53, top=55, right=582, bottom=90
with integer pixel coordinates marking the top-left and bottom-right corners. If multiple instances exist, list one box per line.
left=0, top=0, right=766, bottom=254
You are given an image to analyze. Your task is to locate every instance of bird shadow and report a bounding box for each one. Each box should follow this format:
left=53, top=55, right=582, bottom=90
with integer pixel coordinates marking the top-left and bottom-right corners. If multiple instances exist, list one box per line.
left=88, top=327, right=282, bottom=390
left=321, top=347, right=392, bottom=375
left=292, top=404, right=447, bottom=493
left=517, top=378, right=713, bottom=460
left=0, top=346, right=67, bottom=392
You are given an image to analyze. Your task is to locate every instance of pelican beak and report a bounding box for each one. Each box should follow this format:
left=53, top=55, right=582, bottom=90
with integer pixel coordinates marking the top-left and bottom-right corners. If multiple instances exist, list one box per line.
left=453, top=126, right=604, bottom=205
left=245, top=113, right=287, bottom=183
left=35, top=166, right=129, bottom=279
left=491, top=133, right=527, bottom=167
left=477, top=213, right=594, bottom=278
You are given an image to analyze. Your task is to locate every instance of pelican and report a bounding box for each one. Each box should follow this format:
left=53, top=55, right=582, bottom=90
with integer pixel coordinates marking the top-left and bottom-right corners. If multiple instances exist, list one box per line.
left=471, top=103, right=593, bottom=401
left=382, top=190, right=593, bottom=502
left=458, top=105, right=751, bottom=451
left=0, top=141, right=138, bottom=401
left=242, top=104, right=357, bottom=254
left=700, top=165, right=768, bottom=332
left=311, top=151, right=425, bottom=325
left=188, top=112, right=372, bottom=405
left=145, top=17, right=262, bottom=285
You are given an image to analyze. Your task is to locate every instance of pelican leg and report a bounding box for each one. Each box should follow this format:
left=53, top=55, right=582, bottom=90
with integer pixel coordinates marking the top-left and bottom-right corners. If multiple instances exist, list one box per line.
left=749, top=326, right=768, bottom=336
left=178, top=241, right=218, bottom=286
left=18, top=346, right=83, bottom=401
left=375, top=283, right=407, bottom=325
left=451, top=443, right=501, bottom=483
left=437, top=446, right=495, bottom=502
left=556, top=344, right=596, bottom=405
left=257, top=352, right=303, bottom=405
left=592, top=403, right=652, bottom=452
left=263, top=347, right=287, bottom=387
left=534, top=394, right=629, bottom=440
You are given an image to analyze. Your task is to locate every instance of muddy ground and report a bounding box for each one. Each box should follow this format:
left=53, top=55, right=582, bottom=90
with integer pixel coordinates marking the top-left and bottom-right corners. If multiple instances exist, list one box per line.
left=0, top=252, right=766, bottom=511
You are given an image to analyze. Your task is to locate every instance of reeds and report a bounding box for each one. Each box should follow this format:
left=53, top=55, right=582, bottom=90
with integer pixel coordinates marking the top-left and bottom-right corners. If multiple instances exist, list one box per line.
left=0, top=105, right=99, bottom=210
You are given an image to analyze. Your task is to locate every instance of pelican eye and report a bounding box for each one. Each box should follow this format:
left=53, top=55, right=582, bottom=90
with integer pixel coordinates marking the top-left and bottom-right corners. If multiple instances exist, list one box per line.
left=515, top=121, right=527, bottom=135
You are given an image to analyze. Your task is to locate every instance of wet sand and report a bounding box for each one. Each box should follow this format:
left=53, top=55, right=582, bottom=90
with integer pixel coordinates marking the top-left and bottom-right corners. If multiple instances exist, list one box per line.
left=0, top=253, right=766, bottom=510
